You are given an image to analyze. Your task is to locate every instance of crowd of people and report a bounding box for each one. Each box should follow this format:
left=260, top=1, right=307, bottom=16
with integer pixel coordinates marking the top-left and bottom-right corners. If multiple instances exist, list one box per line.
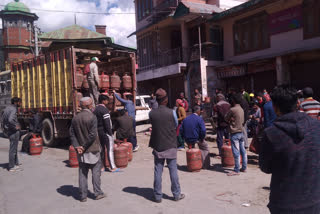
left=3, top=83, right=320, bottom=212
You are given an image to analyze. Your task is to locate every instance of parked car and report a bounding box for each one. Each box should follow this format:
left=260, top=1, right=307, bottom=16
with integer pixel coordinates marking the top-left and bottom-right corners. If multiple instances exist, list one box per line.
left=135, top=95, right=151, bottom=123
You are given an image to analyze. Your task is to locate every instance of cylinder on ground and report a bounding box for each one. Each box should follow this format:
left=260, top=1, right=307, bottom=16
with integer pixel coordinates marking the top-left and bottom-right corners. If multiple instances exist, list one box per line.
left=29, top=135, right=43, bottom=155
left=186, top=148, right=202, bottom=172
left=221, top=139, right=234, bottom=167
left=114, top=145, right=128, bottom=168
left=69, top=145, right=79, bottom=168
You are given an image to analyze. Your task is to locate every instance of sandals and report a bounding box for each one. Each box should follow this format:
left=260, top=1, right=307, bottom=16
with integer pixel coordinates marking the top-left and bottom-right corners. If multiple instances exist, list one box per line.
left=111, top=168, right=122, bottom=173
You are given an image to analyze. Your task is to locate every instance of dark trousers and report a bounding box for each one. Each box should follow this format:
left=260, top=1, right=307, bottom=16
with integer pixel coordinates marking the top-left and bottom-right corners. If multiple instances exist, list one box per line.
left=216, top=126, right=229, bottom=155
left=153, top=157, right=181, bottom=200
left=269, top=203, right=320, bottom=214
left=78, top=158, right=104, bottom=199
left=129, top=119, right=137, bottom=149
left=98, top=129, right=116, bottom=169
left=8, top=131, right=20, bottom=169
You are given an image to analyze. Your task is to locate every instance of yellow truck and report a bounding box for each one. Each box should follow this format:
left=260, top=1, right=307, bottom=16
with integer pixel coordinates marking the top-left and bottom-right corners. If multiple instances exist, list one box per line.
left=11, top=46, right=136, bottom=146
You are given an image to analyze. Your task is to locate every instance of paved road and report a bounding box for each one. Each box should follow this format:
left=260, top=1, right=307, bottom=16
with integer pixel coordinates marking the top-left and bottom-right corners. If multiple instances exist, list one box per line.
left=0, top=124, right=271, bottom=214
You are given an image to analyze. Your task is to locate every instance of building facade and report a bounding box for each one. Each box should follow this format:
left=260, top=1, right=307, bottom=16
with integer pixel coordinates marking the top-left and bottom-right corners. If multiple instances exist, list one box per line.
left=207, top=0, right=320, bottom=97
left=132, top=0, right=247, bottom=107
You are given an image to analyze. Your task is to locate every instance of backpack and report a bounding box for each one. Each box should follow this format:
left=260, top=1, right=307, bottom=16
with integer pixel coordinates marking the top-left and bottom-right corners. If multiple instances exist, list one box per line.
left=83, top=63, right=91, bottom=75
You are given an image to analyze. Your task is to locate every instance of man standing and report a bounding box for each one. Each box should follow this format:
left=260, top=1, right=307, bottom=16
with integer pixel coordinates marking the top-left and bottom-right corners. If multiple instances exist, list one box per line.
left=263, top=99, right=277, bottom=128
left=70, top=97, right=105, bottom=202
left=114, top=91, right=139, bottom=152
left=149, top=88, right=184, bottom=203
left=148, top=93, right=158, bottom=110
left=213, top=94, right=230, bottom=156
left=93, top=94, right=119, bottom=172
left=3, top=97, right=22, bottom=172
left=225, top=94, right=247, bottom=176
left=180, top=106, right=210, bottom=169
left=259, top=86, right=320, bottom=213
left=88, top=57, right=100, bottom=105
left=300, top=87, right=320, bottom=119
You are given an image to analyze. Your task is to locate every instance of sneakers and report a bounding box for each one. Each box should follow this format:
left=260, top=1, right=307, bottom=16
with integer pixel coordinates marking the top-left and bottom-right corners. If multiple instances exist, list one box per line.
left=95, top=193, right=106, bottom=200
left=8, top=166, right=23, bottom=172
left=174, top=194, right=185, bottom=201
left=133, top=145, right=139, bottom=152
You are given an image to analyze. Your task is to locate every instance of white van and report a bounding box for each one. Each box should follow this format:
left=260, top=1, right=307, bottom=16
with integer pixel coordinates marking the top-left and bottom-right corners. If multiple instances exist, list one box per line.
left=135, top=95, right=152, bottom=123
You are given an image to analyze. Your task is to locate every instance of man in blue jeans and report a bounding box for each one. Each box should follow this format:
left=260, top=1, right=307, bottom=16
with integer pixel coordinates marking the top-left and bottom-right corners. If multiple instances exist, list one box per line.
left=225, top=93, right=247, bottom=176
left=149, top=88, right=184, bottom=203
left=113, top=91, right=139, bottom=151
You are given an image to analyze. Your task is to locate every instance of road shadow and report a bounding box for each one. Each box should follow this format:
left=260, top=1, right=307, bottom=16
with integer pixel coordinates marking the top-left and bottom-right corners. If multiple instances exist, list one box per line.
left=122, top=186, right=171, bottom=201
left=57, top=185, right=95, bottom=201
left=248, top=154, right=259, bottom=166
left=177, top=164, right=189, bottom=172
left=0, top=163, right=8, bottom=170
left=210, top=164, right=233, bottom=174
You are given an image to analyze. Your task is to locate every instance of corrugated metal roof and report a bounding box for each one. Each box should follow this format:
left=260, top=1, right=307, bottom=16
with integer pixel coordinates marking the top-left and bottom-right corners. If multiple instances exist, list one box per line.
left=174, top=1, right=223, bottom=19
left=39, top=24, right=107, bottom=41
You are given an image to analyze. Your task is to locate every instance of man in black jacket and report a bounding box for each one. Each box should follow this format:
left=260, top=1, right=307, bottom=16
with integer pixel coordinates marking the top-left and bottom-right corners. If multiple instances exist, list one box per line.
left=114, top=109, right=134, bottom=141
left=259, top=86, right=320, bottom=213
left=93, top=94, right=119, bottom=172
left=149, top=88, right=185, bottom=203
left=70, top=97, right=105, bottom=202
left=2, top=97, right=22, bottom=172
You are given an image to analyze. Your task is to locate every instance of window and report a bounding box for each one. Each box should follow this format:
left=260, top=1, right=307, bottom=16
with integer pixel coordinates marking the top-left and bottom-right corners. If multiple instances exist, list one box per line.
left=137, top=32, right=157, bottom=69
left=303, top=0, right=320, bottom=39
left=137, top=0, right=153, bottom=21
left=233, top=12, right=269, bottom=55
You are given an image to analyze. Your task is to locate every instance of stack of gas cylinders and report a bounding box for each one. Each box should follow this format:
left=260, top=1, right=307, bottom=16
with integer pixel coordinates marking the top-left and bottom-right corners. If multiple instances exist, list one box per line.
left=69, top=139, right=133, bottom=169
left=75, top=63, right=133, bottom=110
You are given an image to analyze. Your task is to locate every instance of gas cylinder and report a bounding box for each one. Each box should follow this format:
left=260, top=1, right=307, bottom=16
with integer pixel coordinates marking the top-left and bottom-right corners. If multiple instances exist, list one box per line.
left=204, top=97, right=211, bottom=103
left=82, top=78, right=89, bottom=89
left=69, top=145, right=79, bottom=168
left=75, top=69, right=84, bottom=89
left=76, top=92, right=83, bottom=110
left=186, top=148, right=202, bottom=172
left=114, top=145, right=128, bottom=168
left=120, top=139, right=133, bottom=162
left=221, top=139, right=234, bottom=167
left=99, top=73, right=110, bottom=90
left=29, top=134, right=43, bottom=155
left=110, top=72, right=121, bottom=90
left=122, top=73, right=132, bottom=90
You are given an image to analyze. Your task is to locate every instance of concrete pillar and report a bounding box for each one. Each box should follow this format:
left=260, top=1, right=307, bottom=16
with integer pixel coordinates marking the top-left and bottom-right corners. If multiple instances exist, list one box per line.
left=276, top=56, right=290, bottom=85
left=181, top=21, right=189, bottom=62
left=200, top=58, right=208, bottom=100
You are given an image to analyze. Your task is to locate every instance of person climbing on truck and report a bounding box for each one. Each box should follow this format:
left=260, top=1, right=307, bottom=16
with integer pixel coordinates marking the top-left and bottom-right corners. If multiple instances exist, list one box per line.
left=87, top=57, right=100, bottom=105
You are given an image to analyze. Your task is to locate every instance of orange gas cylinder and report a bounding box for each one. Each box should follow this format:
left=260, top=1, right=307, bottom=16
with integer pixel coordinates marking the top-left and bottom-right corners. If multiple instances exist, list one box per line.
left=69, top=145, right=79, bottom=168
left=82, top=78, right=89, bottom=89
left=120, top=139, right=133, bottom=162
left=114, top=145, right=128, bottom=168
left=110, top=72, right=121, bottom=90
left=76, top=92, right=83, bottom=110
left=99, top=73, right=110, bottom=90
left=75, top=69, right=84, bottom=89
left=122, top=73, right=132, bottom=90
left=221, top=139, right=234, bottom=167
left=186, top=148, right=202, bottom=172
left=29, top=134, right=43, bottom=155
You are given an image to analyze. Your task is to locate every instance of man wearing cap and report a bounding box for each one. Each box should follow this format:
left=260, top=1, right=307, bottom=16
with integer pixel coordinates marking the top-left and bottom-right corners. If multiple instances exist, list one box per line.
left=70, top=97, right=105, bottom=202
left=88, top=57, right=100, bottom=105
left=149, top=88, right=185, bottom=203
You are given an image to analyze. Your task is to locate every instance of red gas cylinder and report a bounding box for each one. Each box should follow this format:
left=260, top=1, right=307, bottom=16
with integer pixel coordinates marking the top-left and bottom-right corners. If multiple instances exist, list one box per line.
left=99, top=73, right=110, bottom=90
left=186, top=148, right=202, bottom=172
left=110, top=72, right=121, bottom=90
left=29, top=134, right=43, bottom=155
left=120, top=139, right=133, bottom=162
left=76, top=92, right=83, bottom=110
left=75, top=69, right=84, bottom=89
left=69, top=145, right=79, bottom=168
left=122, top=73, right=132, bottom=90
left=114, top=145, right=128, bottom=168
left=82, top=78, right=89, bottom=89
left=221, top=139, right=234, bottom=167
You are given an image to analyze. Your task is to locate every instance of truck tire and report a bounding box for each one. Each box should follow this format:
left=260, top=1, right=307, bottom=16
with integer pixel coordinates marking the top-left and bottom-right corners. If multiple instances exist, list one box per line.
left=42, top=118, right=55, bottom=147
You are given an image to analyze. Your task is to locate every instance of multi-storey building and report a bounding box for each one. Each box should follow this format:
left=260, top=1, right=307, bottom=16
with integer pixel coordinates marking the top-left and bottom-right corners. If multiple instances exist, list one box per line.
left=208, top=0, right=320, bottom=97
left=131, top=0, right=248, bottom=107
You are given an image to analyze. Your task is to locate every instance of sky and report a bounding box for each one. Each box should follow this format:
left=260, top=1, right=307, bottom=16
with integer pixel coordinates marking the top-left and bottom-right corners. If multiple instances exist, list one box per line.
left=0, top=0, right=137, bottom=48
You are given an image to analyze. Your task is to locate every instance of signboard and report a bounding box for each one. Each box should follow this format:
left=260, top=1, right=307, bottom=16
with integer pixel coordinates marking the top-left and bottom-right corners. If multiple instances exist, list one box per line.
left=269, top=5, right=302, bottom=35
left=216, top=65, right=246, bottom=79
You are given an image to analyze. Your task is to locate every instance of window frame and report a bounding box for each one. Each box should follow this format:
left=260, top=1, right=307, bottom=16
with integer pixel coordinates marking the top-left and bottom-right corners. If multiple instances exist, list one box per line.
left=233, top=11, right=270, bottom=55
